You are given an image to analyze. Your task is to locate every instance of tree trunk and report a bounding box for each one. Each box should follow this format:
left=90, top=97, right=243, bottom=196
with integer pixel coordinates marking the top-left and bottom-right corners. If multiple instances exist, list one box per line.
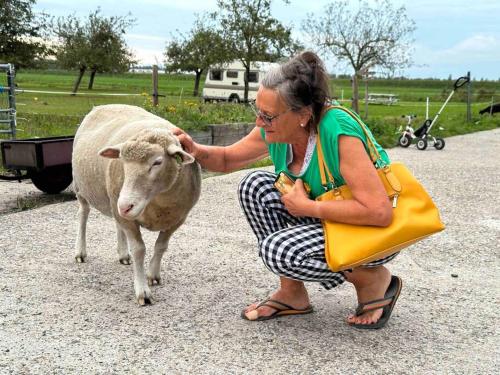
left=351, top=73, right=360, bottom=114
left=88, top=68, right=97, bottom=90
left=72, top=66, right=86, bottom=95
left=244, top=65, right=250, bottom=102
left=193, top=71, right=202, bottom=97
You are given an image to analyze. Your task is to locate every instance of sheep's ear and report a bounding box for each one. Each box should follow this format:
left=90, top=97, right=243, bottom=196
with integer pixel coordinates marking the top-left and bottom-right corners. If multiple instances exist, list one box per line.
left=166, top=144, right=195, bottom=165
left=99, top=144, right=123, bottom=159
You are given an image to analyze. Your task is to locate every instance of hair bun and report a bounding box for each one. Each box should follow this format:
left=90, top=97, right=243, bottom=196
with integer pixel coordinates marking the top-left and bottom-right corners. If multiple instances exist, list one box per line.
left=300, top=51, right=320, bottom=71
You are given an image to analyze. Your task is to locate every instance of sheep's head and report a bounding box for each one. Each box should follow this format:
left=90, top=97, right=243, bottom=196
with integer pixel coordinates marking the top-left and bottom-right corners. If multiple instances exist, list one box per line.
left=98, top=128, right=195, bottom=220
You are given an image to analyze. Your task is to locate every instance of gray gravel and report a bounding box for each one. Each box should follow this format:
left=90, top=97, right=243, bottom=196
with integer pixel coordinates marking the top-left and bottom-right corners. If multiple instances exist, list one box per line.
left=0, top=129, right=499, bottom=374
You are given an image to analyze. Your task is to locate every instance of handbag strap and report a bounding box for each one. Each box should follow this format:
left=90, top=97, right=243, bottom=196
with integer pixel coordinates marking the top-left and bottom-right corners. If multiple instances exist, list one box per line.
left=316, top=105, right=385, bottom=189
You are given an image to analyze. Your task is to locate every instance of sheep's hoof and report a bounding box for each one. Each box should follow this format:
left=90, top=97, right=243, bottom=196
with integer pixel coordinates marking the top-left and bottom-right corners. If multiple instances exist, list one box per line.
left=75, top=255, right=87, bottom=263
left=119, top=257, right=131, bottom=265
left=136, top=287, right=154, bottom=306
left=148, top=277, right=161, bottom=286
left=138, top=296, right=154, bottom=306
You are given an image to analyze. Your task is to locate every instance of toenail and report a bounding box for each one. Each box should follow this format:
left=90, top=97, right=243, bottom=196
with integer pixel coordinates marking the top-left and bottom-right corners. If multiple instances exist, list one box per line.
left=246, top=310, right=259, bottom=320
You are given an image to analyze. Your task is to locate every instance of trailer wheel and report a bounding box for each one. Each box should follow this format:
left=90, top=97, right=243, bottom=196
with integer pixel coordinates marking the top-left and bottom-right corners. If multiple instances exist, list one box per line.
left=416, top=138, right=428, bottom=150
left=229, top=94, right=240, bottom=103
left=30, top=165, right=73, bottom=194
left=398, top=134, right=411, bottom=147
left=434, top=137, right=445, bottom=150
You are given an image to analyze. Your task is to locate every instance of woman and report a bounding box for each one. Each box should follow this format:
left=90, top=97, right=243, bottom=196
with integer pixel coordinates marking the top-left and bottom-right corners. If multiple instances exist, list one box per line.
left=173, top=51, right=402, bottom=329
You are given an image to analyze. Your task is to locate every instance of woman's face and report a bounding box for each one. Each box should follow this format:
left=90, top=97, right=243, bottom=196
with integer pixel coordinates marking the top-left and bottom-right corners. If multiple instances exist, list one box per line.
left=254, top=87, right=309, bottom=144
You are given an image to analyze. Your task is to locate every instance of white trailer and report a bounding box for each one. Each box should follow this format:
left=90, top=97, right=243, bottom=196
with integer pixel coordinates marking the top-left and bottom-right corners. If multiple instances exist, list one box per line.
left=202, top=61, right=278, bottom=103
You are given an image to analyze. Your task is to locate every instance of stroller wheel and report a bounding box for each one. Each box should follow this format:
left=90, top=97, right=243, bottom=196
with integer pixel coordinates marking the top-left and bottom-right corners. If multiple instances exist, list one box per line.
left=398, top=134, right=412, bottom=147
left=416, top=138, right=428, bottom=150
left=434, top=137, right=445, bottom=150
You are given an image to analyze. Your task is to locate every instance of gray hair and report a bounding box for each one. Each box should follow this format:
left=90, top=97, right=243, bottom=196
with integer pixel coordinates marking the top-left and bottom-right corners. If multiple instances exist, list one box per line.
left=261, top=51, right=330, bottom=127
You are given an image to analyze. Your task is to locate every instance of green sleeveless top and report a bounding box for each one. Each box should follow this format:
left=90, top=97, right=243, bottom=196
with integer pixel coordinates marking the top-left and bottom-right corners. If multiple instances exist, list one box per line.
left=261, top=107, right=390, bottom=199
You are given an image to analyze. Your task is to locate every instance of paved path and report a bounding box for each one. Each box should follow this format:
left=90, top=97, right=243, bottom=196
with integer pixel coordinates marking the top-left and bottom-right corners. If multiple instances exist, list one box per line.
left=0, top=129, right=498, bottom=374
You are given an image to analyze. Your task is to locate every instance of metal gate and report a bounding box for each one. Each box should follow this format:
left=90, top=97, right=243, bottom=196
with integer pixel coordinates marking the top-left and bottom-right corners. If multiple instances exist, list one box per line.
left=0, top=64, right=17, bottom=139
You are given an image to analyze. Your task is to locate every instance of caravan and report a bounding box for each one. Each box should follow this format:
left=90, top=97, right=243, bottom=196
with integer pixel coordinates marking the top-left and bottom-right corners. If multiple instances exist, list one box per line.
left=202, top=60, right=278, bottom=103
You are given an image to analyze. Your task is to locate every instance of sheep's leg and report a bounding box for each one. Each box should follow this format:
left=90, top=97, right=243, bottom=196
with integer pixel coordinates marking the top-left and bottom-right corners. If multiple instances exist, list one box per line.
left=115, top=223, right=131, bottom=265
left=121, top=223, right=153, bottom=306
left=74, top=194, right=90, bottom=263
left=147, top=229, right=174, bottom=286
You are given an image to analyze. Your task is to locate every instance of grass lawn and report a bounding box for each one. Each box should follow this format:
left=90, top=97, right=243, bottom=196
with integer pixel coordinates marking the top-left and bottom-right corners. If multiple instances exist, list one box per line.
left=1, top=69, right=499, bottom=146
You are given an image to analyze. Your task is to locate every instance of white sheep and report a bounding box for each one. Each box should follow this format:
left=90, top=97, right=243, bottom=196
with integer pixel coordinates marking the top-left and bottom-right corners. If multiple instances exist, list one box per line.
left=72, top=104, right=201, bottom=305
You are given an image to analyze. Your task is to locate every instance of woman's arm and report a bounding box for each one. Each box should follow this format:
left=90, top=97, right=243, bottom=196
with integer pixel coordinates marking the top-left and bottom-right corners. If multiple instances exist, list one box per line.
left=281, top=135, right=393, bottom=227
left=172, top=126, right=269, bottom=173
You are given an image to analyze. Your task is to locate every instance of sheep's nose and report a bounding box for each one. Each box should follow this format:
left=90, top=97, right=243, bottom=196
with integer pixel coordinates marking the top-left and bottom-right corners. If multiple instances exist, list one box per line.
left=119, top=203, right=134, bottom=216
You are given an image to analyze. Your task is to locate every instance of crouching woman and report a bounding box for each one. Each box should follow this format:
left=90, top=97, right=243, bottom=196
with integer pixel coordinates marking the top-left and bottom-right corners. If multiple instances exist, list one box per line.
left=173, top=51, right=402, bottom=329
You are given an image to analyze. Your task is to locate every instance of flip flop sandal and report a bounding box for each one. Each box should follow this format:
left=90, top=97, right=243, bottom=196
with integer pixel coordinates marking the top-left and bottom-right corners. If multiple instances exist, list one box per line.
left=241, top=298, right=314, bottom=321
left=349, top=275, right=403, bottom=330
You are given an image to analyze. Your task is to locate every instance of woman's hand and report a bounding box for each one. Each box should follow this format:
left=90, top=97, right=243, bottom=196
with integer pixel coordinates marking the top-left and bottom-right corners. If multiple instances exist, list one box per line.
left=171, top=127, right=199, bottom=157
left=281, top=179, right=316, bottom=217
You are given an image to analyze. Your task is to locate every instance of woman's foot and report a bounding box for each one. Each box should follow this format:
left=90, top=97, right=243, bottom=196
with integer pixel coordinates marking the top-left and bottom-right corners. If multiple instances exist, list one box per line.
left=242, top=278, right=311, bottom=320
left=345, top=266, right=392, bottom=326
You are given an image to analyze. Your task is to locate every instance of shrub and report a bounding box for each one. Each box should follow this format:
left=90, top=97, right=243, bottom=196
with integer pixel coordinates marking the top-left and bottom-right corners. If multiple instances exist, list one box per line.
left=142, top=99, right=255, bottom=131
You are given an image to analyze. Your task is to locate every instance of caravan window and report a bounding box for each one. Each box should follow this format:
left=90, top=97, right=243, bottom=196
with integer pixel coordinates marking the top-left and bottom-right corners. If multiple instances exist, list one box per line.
left=227, top=70, right=238, bottom=78
left=210, top=70, right=223, bottom=81
left=246, top=71, right=259, bottom=83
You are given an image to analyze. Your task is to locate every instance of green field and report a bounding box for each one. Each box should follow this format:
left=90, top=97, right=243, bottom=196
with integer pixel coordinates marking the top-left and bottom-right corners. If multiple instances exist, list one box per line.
left=1, top=69, right=499, bottom=148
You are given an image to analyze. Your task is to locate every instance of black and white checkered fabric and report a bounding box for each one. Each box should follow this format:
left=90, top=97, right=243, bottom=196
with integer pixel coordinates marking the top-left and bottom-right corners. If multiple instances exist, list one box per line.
left=238, top=170, right=398, bottom=290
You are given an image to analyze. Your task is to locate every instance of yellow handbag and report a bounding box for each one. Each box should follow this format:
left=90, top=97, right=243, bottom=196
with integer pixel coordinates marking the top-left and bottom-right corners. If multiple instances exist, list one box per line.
left=316, top=106, right=445, bottom=272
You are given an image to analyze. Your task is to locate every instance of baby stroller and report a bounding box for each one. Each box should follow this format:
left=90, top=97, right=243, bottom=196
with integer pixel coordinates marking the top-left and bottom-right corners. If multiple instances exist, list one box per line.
left=398, top=76, right=469, bottom=150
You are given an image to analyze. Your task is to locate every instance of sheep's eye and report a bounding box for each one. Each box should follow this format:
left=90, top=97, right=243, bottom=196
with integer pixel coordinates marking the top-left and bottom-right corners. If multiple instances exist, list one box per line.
left=152, top=158, right=163, bottom=167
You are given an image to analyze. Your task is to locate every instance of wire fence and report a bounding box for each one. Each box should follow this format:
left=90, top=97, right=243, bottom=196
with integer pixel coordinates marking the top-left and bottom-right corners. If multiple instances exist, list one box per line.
left=15, top=89, right=143, bottom=97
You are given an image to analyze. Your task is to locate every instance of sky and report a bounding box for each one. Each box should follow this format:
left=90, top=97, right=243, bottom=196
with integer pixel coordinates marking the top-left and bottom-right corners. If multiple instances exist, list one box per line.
left=34, top=0, right=500, bottom=80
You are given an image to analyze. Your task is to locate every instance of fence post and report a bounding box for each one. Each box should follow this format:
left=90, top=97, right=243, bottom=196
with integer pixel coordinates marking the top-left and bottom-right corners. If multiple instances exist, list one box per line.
left=466, top=71, right=472, bottom=122
left=6, top=64, right=16, bottom=139
left=364, top=78, right=369, bottom=119
left=351, top=74, right=358, bottom=113
left=152, top=65, right=159, bottom=106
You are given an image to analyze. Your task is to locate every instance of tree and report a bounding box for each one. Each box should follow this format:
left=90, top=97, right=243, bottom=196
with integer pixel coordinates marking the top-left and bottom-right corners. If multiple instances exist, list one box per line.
left=213, top=0, right=302, bottom=102
left=54, top=15, right=89, bottom=93
left=302, top=0, right=416, bottom=113
left=85, top=11, right=136, bottom=90
left=165, top=19, right=232, bottom=97
left=0, top=0, right=51, bottom=68
left=54, top=9, right=136, bottom=93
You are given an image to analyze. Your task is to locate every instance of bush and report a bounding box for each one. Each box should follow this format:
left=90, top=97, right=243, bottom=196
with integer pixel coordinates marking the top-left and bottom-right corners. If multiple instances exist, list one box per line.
left=142, top=98, right=255, bottom=131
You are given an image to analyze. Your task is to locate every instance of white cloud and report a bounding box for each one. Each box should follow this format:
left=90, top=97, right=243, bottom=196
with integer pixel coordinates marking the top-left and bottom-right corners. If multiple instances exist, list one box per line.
left=404, top=0, right=500, bottom=16
left=38, top=0, right=217, bottom=11
left=135, top=0, right=217, bottom=11
left=129, top=47, right=165, bottom=66
left=127, top=34, right=167, bottom=43
left=414, top=33, right=500, bottom=65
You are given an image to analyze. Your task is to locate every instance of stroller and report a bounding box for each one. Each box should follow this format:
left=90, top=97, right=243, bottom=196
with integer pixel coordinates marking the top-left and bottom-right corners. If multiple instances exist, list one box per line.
left=398, top=76, right=469, bottom=150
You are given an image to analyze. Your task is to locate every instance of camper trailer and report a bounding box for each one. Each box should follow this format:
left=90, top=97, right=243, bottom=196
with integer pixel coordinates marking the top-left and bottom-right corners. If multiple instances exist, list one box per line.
left=202, top=61, right=277, bottom=103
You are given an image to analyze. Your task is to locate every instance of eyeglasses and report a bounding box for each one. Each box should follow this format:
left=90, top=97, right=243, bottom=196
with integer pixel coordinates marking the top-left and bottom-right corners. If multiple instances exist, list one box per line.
left=249, top=101, right=291, bottom=127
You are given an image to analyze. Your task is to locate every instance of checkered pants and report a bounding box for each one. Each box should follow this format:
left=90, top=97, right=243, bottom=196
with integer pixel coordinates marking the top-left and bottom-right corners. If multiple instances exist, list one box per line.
left=238, top=170, right=398, bottom=290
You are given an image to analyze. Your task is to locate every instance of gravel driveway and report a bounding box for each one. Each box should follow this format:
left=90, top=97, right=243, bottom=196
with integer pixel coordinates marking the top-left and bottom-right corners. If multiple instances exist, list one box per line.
left=0, top=129, right=498, bottom=374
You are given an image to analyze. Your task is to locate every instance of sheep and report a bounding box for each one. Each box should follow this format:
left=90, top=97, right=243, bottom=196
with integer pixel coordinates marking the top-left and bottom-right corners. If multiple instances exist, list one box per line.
left=72, top=104, right=201, bottom=305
